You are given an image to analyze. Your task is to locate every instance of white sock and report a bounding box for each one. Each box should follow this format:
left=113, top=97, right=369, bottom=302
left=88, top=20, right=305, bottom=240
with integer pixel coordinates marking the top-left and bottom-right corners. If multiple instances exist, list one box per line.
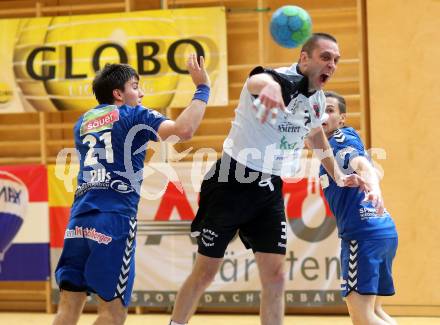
left=170, top=321, right=187, bottom=325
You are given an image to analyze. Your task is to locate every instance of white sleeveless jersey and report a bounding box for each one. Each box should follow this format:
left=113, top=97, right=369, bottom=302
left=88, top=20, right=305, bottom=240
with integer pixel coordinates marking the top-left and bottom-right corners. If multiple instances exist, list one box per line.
left=223, top=64, right=327, bottom=176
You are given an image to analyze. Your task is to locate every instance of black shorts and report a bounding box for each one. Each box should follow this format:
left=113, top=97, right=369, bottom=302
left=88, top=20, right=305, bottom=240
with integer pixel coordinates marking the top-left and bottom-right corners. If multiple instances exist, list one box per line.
left=191, top=154, right=287, bottom=258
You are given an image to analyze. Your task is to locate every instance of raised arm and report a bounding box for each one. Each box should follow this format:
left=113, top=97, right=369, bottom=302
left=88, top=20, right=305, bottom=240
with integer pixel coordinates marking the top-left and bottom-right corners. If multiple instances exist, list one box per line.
left=157, top=53, right=210, bottom=141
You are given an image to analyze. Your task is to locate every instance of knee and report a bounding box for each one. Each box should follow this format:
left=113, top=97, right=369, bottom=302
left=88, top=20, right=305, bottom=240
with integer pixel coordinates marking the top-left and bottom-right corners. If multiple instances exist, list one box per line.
left=53, top=310, right=79, bottom=325
left=374, top=304, right=391, bottom=317
left=349, top=310, right=376, bottom=325
left=114, top=310, right=128, bottom=325
left=260, top=269, right=285, bottom=291
left=192, top=267, right=217, bottom=288
left=54, top=304, right=83, bottom=325
left=374, top=305, right=383, bottom=315
left=98, top=307, right=127, bottom=325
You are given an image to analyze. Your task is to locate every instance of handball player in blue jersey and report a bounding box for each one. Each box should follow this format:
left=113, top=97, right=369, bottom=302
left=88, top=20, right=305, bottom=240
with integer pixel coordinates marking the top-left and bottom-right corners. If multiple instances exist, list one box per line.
left=53, top=53, right=210, bottom=325
left=319, top=91, right=398, bottom=325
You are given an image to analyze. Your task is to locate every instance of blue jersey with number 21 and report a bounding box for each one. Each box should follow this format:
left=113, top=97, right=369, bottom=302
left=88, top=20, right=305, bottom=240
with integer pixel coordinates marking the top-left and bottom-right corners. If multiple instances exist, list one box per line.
left=70, top=104, right=167, bottom=218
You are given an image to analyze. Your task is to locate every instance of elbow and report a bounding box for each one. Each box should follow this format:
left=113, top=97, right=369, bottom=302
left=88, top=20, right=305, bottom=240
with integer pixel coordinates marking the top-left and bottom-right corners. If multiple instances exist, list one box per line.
left=176, top=126, right=195, bottom=141
left=247, top=77, right=263, bottom=95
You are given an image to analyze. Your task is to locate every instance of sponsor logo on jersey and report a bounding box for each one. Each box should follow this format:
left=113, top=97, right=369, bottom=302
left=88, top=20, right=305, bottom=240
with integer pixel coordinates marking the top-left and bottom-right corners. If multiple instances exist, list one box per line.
left=110, top=180, right=134, bottom=194
left=75, top=167, right=112, bottom=197
left=75, top=167, right=136, bottom=197
left=80, top=105, right=119, bottom=136
left=279, top=135, right=299, bottom=150
left=359, top=206, right=379, bottom=220
left=278, top=122, right=300, bottom=133
left=89, top=168, right=111, bottom=183
left=313, top=104, right=320, bottom=118
left=64, top=226, right=112, bottom=245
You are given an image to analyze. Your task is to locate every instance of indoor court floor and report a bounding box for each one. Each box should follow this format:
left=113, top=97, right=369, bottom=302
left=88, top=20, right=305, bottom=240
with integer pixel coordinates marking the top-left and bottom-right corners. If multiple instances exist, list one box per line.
left=1, top=313, right=439, bottom=324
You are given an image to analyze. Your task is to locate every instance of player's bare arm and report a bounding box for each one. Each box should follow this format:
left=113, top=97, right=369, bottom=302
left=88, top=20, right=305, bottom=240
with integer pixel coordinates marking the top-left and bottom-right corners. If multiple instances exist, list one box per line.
left=157, top=53, right=210, bottom=142
left=307, top=126, right=368, bottom=191
left=350, top=156, right=385, bottom=215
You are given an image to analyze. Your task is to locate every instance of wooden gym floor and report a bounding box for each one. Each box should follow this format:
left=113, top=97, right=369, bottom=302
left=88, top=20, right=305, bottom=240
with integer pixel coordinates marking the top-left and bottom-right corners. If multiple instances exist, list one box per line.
left=1, top=313, right=439, bottom=324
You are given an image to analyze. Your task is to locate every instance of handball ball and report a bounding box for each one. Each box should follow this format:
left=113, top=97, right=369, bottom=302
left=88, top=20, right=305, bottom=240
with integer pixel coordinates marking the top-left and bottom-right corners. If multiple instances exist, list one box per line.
left=270, top=5, right=312, bottom=48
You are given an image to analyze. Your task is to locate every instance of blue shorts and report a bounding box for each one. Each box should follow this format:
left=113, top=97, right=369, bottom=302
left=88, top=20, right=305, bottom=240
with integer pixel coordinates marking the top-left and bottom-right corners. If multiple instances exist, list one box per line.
left=55, top=211, right=137, bottom=307
left=340, top=237, right=398, bottom=297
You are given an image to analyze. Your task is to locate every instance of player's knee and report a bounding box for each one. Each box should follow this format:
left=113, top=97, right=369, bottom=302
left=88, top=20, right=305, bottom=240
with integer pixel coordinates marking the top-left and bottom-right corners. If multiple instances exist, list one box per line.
left=349, top=311, right=369, bottom=325
left=349, top=308, right=376, bottom=325
left=97, top=308, right=127, bottom=325
left=97, top=300, right=127, bottom=325
left=114, top=309, right=128, bottom=325
left=53, top=310, right=80, bottom=325
left=260, top=269, right=285, bottom=290
left=374, top=304, right=383, bottom=314
left=192, top=267, right=217, bottom=287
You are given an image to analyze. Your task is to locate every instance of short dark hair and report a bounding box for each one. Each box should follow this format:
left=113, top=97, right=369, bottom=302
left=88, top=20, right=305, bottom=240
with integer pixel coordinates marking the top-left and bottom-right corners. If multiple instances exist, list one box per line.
left=92, top=63, right=139, bottom=104
left=324, top=90, right=346, bottom=114
left=301, top=33, right=338, bottom=56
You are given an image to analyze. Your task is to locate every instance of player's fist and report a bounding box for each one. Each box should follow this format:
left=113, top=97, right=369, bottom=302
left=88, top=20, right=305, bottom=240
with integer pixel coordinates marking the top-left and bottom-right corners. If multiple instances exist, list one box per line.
left=253, top=82, right=286, bottom=124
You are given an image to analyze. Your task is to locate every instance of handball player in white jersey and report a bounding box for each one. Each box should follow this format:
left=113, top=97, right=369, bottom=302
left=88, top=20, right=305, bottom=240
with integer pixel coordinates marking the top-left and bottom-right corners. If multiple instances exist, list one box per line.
left=169, top=33, right=366, bottom=325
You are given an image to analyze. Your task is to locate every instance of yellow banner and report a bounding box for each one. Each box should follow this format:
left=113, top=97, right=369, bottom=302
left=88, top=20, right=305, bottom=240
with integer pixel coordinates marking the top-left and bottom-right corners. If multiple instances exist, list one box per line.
left=0, top=7, right=228, bottom=113
left=48, top=164, right=78, bottom=206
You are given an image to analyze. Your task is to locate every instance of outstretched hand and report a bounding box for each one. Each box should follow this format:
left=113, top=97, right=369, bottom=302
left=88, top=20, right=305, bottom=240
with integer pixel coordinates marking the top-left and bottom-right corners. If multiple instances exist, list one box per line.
left=187, top=53, right=210, bottom=87
left=340, top=174, right=385, bottom=215
left=341, top=174, right=369, bottom=191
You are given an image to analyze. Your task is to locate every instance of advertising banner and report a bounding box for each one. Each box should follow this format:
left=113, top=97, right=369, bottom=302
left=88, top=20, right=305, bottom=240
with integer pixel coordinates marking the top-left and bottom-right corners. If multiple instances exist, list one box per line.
left=0, top=7, right=228, bottom=113
left=50, top=160, right=343, bottom=307
left=0, top=165, right=49, bottom=281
